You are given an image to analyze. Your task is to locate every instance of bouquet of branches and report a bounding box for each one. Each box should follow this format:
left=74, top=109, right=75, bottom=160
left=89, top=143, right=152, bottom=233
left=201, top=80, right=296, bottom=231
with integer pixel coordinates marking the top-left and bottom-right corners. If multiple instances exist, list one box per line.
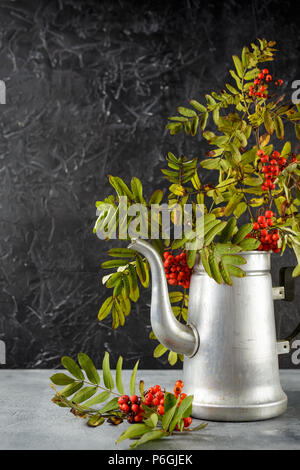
left=94, top=39, right=300, bottom=366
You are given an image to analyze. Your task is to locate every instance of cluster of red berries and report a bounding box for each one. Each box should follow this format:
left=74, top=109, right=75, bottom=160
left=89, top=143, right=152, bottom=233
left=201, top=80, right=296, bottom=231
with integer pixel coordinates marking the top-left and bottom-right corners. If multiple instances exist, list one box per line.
left=258, top=149, right=297, bottom=191
left=144, top=384, right=166, bottom=415
left=251, top=211, right=280, bottom=253
left=163, top=251, right=192, bottom=289
left=118, top=393, right=145, bottom=423
left=249, top=68, right=283, bottom=99
left=173, top=380, right=192, bottom=429
left=117, top=380, right=192, bottom=429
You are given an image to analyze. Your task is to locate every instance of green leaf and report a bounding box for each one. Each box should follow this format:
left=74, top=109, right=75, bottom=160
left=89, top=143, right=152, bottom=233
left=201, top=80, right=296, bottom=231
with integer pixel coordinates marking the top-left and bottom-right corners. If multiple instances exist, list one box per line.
left=232, top=223, right=253, bottom=244
left=149, top=189, right=164, bottom=205
left=72, top=386, right=98, bottom=404
left=274, top=115, right=284, bottom=140
left=108, top=248, right=135, bottom=258
left=139, top=380, right=145, bottom=397
left=219, top=259, right=232, bottom=285
left=177, top=395, right=194, bottom=419
left=190, top=100, right=206, bottom=112
left=178, top=106, right=197, bottom=117
left=166, top=122, right=183, bottom=135
left=98, top=296, right=114, bottom=321
left=234, top=202, right=247, bottom=218
left=57, top=381, right=84, bottom=397
left=222, top=254, right=246, bottom=265
left=168, top=350, right=178, bottom=366
left=162, top=393, right=178, bottom=431
left=232, top=55, right=244, bottom=77
left=135, top=255, right=147, bottom=285
left=131, top=177, right=144, bottom=203
left=191, top=422, right=208, bottom=432
left=130, top=430, right=168, bottom=449
left=200, top=111, right=208, bottom=130
left=50, top=373, right=75, bottom=386
left=229, top=143, right=241, bottom=162
left=108, top=175, right=134, bottom=199
left=292, top=265, right=300, bottom=277
left=144, top=413, right=158, bottom=428
left=96, top=397, right=119, bottom=414
left=82, top=391, right=111, bottom=408
left=186, top=249, right=197, bottom=269
left=169, top=395, right=193, bottom=433
left=227, top=264, right=246, bottom=277
left=116, top=424, right=151, bottom=444
left=224, top=194, right=243, bottom=216
left=200, top=158, right=220, bottom=170
left=238, top=238, right=260, bottom=251
left=116, top=356, right=125, bottom=395
left=218, top=217, right=237, bottom=243
left=153, top=344, right=167, bottom=358
left=130, top=360, right=139, bottom=396
left=200, top=247, right=212, bottom=277
left=214, top=243, right=241, bottom=254
left=101, top=259, right=129, bottom=269
left=87, top=415, right=105, bottom=427
left=61, top=356, right=85, bottom=381
left=169, top=291, right=184, bottom=303
left=106, top=272, right=122, bottom=288
left=208, top=251, right=223, bottom=284
left=264, top=110, right=274, bottom=135
left=77, top=353, right=100, bottom=385
left=204, top=221, right=227, bottom=246
left=102, top=352, right=114, bottom=390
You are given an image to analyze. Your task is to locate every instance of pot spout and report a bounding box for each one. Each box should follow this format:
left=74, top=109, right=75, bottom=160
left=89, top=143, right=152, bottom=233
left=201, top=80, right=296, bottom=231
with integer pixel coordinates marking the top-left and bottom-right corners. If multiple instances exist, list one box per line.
left=127, top=238, right=199, bottom=357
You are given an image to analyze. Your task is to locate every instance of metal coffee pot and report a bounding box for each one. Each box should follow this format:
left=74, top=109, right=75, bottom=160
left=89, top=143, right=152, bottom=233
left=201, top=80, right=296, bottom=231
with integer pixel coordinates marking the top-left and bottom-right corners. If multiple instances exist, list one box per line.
left=128, top=238, right=299, bottom=422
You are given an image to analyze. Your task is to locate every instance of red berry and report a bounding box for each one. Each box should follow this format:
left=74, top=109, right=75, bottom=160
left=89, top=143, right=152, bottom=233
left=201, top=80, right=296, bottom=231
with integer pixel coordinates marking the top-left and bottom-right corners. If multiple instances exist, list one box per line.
left=264, top=210, right=273, bottom=219
left=175, top=380, right=184, bottom=388
left=145, top=392, right=153, bottom=401
left=157, top=405, right=165, bottom=415
left=253, top=222, right=260, bottom=231
left=131, top=404, right=139, bottom=413
left=134, top=414, right=143, bottom=422
left=118, top=395, right=129, bottom=405
left=130, top=395, right=139, bottom=404
left=258, top=72, right=264, bottom=80
left=183, top=417, right=192, bottom=427
left=174, top=385, right=182, bottom=395
left=265, top=74, right=272, bottom=82
left=266, top=218, right=273, bottom=226
left=279, top=158, right=287, bottom=166
left=121, top=403, right=130, bottom=413
left=257, top=215, right=266, bottom=224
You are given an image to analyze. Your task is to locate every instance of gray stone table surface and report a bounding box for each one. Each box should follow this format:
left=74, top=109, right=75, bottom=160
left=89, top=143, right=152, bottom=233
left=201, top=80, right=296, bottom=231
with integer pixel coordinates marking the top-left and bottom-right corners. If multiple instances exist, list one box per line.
left=0, top=369, right=299, bottom=450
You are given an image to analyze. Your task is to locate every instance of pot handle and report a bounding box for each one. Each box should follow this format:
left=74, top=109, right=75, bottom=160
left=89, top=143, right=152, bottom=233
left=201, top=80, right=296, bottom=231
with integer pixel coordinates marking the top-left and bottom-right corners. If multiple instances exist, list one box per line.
left=274, top=267, right=300, bottom=355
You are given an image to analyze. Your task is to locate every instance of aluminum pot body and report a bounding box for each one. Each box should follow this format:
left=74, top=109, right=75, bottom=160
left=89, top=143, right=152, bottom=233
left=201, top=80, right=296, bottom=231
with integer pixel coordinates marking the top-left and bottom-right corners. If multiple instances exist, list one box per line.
left=184, top=251, right=287, bottom=421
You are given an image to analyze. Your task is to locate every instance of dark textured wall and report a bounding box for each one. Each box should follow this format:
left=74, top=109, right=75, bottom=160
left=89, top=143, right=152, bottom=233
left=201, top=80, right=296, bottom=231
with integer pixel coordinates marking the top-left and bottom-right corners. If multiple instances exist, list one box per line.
left=0, top=0, right=299, bottom=369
